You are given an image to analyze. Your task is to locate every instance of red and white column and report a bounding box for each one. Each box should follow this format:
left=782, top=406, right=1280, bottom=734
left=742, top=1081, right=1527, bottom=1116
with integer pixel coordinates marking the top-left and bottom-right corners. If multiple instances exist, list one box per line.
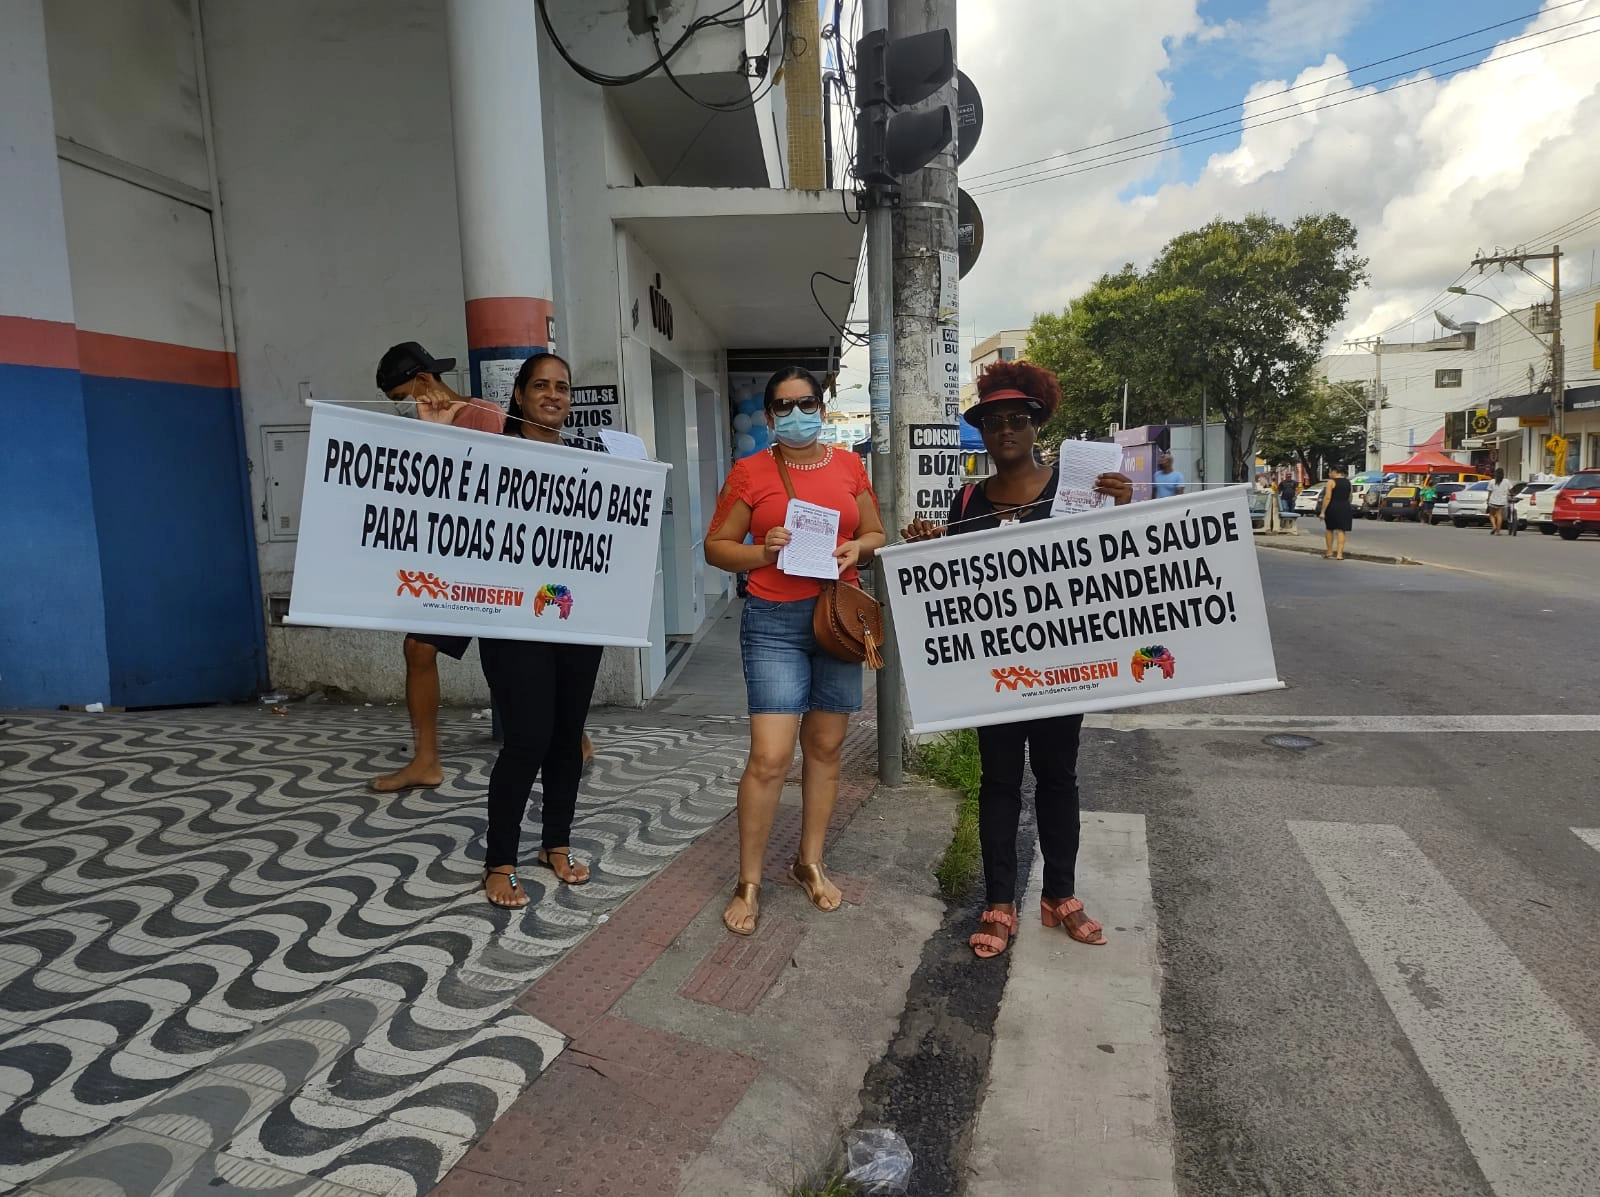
left=445, top=0, right=556, bottom=407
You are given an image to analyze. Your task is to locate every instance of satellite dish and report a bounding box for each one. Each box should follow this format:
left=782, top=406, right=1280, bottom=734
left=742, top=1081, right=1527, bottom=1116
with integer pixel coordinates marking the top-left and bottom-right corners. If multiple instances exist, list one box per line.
left=1435, top=310, right=1462, bottom=332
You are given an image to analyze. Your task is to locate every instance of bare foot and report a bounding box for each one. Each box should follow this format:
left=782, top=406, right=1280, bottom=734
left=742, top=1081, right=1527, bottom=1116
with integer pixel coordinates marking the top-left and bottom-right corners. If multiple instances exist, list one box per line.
left=484, top=866, right=529, bottom=908
left=790, top=860, right=842, bottom=912
left=371, top=761, right=444, bottom=792
left=723, top=886, right=759, bottom=935
left=537, top=847, right=590, bottom=885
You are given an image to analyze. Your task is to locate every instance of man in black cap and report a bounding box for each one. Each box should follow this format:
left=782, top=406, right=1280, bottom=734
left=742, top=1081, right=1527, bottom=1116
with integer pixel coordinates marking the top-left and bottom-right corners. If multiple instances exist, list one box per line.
left=371, top=343, right=505, bottom=792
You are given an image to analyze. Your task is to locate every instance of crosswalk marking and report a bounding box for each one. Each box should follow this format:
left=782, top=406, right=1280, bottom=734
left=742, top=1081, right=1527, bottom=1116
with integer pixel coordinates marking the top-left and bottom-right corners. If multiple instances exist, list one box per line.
left=1573, top=828, right=1600, bottom=854
left=1288, top=821, right=1600, bottom=1197
left=1086, top=713, right=1600, bottom=733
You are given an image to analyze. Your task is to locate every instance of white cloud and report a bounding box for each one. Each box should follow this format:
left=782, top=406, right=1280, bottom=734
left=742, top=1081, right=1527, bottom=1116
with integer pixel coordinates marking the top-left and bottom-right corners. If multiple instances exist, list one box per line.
left=923, top=0, right=1600, bottom=374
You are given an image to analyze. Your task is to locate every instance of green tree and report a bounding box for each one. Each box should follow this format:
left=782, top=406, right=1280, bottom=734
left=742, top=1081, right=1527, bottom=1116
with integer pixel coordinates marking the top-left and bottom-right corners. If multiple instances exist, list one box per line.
left=1026, top=267, right=1191, bottom=449
left=1139, top=213, right=1369, bottom=480
left=1258, top=378, right=1368, bottom=478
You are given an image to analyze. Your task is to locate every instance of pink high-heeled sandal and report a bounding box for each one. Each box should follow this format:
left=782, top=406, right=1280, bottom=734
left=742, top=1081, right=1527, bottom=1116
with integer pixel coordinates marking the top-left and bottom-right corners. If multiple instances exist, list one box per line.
left=1041, top=896, right=1106, bottom=945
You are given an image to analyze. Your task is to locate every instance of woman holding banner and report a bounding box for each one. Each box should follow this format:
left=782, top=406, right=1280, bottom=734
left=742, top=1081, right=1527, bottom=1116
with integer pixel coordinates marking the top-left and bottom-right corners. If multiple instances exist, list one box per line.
left=704, top=367, right=885, bottom=936
left=903, top=360, right=1132, bottom=958
left=478, top=352, right=603, bottom=907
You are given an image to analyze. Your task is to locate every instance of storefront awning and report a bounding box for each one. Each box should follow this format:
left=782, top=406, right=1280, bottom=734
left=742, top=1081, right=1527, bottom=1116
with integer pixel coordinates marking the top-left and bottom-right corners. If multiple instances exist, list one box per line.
left=613, top=187, right=865, bottom=350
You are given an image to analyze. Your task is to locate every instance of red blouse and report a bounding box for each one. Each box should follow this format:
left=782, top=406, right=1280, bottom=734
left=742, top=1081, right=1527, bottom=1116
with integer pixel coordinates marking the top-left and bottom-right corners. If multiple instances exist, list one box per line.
left=710, top=447, right=878, bottom=601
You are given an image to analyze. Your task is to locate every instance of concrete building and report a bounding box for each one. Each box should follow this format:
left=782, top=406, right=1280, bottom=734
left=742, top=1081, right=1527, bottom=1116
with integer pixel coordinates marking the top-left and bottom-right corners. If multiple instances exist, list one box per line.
left=1320, top=283, right=1600, bottom=478
left=2, top=0, right=862, bottom=710
left=960, top=327, right=1028, bottom=414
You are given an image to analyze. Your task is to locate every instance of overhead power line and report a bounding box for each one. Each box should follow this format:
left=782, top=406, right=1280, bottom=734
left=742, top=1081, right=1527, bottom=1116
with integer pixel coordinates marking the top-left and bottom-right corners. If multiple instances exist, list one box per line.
left=965, top=0, right=1592, bottom=186
left=968, top=20, right=1600, bottom=198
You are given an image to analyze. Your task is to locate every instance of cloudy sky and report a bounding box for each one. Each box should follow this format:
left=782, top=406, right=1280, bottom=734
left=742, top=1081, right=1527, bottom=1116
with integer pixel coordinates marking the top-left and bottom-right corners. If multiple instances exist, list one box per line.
left=833, top=0, right=1600, bottom=392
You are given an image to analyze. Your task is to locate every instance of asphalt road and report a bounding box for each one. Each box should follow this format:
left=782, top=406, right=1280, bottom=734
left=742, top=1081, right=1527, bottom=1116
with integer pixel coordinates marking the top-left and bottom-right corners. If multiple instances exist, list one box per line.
left=1288, top=509, right=1599, bottom=598
left=1082, top=546, right=1600, bottom=1197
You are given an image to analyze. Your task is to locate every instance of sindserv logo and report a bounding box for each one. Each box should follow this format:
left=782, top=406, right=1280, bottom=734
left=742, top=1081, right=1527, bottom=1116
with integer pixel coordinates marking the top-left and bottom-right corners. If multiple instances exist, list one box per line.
left=991, top=658, right=1120, bottom=694
left=395, top=570, right=525, bottom=612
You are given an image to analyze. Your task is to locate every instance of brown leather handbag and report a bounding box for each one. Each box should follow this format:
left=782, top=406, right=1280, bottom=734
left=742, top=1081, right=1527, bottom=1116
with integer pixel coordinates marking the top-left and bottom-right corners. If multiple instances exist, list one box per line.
left=771, top=448, right=885, bottom=669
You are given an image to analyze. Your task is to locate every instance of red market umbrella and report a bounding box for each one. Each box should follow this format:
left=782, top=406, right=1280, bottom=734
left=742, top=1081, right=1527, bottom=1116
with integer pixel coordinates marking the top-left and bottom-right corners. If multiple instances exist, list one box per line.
left=1381, top=449, right=1484, bottom=475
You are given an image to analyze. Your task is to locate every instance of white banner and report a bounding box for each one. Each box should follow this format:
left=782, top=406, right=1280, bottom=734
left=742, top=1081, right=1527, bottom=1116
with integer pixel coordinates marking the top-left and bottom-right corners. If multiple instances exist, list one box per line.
left=288, top=403, right=669, bottom=647
left=878, top=487, right=1281, bottom=733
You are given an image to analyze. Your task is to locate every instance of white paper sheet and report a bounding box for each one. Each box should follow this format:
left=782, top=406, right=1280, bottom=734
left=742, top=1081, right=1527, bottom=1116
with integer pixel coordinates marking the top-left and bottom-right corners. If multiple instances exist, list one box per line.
left=597, top=428, right=649, bottom=459
left=1051, top=440, right=1126, bottom=516
left=777, top=498, right=841, bottom=579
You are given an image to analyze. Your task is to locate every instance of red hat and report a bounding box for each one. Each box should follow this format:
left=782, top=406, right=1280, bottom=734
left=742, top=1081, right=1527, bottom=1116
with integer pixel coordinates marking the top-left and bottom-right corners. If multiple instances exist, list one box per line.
left=964, top=359, right=1061, bottom=427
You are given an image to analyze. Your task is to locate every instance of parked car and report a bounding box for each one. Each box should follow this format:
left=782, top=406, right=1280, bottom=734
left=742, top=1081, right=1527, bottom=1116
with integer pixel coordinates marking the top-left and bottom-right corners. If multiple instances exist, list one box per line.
left=1447, top=480, right=1493, bottom=527
left=1378, top=485, right=1424, bottom=521
left=1295, top=484, right=1326, bottom=515
left=1349, top=472, right=1395, bottom=518
left=1553, top=469, right=1600, bottom=539
left=1528, top=475, right=1572, bottom=534
left=1511, top=480, right=1553, bottom=530
left=1423, top=480, right=1470, bottom=525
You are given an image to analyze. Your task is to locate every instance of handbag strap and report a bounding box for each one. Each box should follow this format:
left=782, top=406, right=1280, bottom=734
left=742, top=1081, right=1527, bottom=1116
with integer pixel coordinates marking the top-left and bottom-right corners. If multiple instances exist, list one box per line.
left=771, top=447, right=798, bottom=501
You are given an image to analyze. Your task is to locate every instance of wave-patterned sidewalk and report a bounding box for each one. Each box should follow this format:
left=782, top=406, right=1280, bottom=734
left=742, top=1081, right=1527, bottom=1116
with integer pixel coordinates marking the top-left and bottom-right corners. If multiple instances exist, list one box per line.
left=0, top=704, right=746, bottom=1195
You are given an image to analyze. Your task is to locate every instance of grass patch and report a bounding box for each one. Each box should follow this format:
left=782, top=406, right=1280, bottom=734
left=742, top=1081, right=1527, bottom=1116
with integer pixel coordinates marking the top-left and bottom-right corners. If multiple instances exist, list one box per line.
left=918, top=729, right=982, bottom=898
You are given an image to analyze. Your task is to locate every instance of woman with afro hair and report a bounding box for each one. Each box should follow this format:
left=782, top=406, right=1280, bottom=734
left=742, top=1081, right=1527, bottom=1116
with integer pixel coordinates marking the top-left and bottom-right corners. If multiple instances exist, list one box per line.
left=904, top=360, right=1132, bottom=958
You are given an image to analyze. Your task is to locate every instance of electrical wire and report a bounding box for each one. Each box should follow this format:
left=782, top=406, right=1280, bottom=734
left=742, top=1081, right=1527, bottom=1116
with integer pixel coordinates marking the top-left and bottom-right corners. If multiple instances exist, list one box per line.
left=812, top=270, right=869, bottom=347
left=650, top=3, right=788, bottom=114
left=968, top=22, right=1600, bottom=198
left=537, top=0, right=759, bottom=88
left=965, top=1, right=1594, bottom=186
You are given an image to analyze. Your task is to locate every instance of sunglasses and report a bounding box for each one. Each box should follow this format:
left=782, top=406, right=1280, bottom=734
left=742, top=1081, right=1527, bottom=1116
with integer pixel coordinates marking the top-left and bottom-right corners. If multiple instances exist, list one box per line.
left=977, top=411, right=1036, bottom=433
left=768, top=397, right=823, bottom=416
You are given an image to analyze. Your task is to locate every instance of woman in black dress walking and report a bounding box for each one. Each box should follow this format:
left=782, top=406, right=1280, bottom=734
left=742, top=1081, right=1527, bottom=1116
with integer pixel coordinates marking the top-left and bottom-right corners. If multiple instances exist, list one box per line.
left=1319, top=466, right=1354, bottom=560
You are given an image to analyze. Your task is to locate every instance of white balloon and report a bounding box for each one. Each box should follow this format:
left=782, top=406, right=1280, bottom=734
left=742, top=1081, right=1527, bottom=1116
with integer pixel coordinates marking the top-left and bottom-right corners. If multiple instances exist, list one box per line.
left=732, top=412, right=752, bottom=433
left=735, top=433, right=757, bottom=456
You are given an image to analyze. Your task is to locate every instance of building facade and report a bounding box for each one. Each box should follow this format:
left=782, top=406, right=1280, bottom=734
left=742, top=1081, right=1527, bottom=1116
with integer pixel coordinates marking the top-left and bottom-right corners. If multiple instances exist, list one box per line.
left=1321, top=285, right=1600, bottom=478
left=2, top=0, right=862, bottom=710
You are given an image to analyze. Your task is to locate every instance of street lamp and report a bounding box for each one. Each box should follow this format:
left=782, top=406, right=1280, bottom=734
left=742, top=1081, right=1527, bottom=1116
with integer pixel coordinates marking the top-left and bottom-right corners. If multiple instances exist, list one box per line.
left=1444, top=286, right=1550, bottom=348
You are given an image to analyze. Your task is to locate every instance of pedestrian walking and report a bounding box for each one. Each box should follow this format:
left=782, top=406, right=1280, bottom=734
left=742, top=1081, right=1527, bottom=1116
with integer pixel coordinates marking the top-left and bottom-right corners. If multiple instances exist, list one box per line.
left=1487, top=468, right=1510, bottom=535
left=479, top=353, right=605, bottom=907
left=704, top=367, right=886, bottom=936
left=1319, top=465, right=1354, bottom=560
left=902, top=361, right=1133, bottom=958
left=371, top=342, right=506, bottom=793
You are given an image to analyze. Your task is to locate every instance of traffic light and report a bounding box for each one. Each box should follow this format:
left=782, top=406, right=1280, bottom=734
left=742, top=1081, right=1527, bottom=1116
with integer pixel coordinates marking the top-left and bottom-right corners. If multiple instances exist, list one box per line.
left=853, top=28, right=954, bottom=186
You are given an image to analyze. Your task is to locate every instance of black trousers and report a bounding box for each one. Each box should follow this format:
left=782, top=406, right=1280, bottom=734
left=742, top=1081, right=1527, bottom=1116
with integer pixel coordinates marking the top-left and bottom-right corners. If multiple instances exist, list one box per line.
left=975, top=713, right=1084, bottom=904
left=478, top=638, right=603, bottom=869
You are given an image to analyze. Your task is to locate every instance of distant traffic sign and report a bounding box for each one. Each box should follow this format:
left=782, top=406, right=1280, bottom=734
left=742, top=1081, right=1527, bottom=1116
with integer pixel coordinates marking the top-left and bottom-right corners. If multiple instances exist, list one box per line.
left=956, top=71, right=983, bottom=165
left=957, top=188, right=983, bottom=278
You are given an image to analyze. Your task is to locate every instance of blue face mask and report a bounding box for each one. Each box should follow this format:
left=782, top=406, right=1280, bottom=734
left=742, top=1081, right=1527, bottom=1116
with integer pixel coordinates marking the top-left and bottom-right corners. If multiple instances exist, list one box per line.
left=772, top=407, right=824, bottom=448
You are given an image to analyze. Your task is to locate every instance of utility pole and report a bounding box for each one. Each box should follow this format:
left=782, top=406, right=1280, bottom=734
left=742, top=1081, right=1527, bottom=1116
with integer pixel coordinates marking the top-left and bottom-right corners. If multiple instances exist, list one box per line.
left=1470, top=246, right=1565, bottom=470
left=1345, top=335, right=1382, bottom=470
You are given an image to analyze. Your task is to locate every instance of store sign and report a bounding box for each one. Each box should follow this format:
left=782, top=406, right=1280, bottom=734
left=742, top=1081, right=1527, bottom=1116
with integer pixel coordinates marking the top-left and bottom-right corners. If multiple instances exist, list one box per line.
left=649, top=274, right=674, bottom=340
left=877, top=487, right=1281, bottom=733
left=564, top=384, right=622, bottom=445
left=908, top=423, right=961, bottom=524
left=288, top=403, right=668, bottom=647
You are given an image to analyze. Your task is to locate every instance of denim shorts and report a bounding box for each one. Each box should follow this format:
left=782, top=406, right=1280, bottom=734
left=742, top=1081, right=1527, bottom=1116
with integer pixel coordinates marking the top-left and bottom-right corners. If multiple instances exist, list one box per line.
left=740, top=595, right=864, bottom=715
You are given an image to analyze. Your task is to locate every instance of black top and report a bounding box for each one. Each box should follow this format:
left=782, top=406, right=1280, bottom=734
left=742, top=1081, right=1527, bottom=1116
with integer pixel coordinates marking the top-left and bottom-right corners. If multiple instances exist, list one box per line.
left=945, top=467, right=1058, bottom=536
left=1328, top=477, right=1352, bottom=505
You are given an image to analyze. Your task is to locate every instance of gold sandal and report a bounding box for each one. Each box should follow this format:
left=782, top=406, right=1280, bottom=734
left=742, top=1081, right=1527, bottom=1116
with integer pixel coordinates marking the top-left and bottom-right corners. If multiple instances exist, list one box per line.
left=723, top=881, right=760, bottom=936
left=789, top=859, right=841, bottom=912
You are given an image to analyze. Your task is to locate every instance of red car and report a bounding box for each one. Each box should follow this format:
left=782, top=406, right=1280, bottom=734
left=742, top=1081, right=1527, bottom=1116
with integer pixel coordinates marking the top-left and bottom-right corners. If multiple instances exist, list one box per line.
left=1553, top=469, right=1600, bottom=540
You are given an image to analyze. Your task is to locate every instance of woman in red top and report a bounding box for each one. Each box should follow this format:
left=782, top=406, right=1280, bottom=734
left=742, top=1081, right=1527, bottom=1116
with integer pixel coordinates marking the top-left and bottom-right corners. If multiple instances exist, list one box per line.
left=705, top=367, right=885, bottom=936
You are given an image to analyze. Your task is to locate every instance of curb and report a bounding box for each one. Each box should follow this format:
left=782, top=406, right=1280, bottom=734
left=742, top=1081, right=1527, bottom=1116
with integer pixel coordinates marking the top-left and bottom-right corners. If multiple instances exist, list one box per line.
left=1252, top=537, right=1416, bottom=566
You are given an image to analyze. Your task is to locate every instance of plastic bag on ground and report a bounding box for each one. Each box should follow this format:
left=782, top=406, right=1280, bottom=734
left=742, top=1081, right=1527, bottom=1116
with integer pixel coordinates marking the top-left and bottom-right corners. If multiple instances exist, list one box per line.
left=843, top=1128, right=913, bottom=1194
